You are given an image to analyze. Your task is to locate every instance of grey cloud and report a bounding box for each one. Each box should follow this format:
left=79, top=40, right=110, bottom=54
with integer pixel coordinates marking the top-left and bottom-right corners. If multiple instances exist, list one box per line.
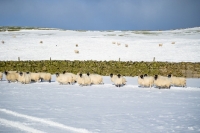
left=0, top=0, right=200, bottom=30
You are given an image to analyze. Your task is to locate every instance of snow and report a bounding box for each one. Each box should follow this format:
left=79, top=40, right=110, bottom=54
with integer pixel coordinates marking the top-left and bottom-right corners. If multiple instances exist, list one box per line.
left=0, top=27, right=200, bottom=62
left=0, top=28, right=200, bottom=133
left=0, top=76, right=200, bottom=133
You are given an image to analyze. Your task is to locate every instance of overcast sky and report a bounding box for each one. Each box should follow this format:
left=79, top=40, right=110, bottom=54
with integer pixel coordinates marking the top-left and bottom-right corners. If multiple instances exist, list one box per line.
left=0, top=0, right=200, bottom=30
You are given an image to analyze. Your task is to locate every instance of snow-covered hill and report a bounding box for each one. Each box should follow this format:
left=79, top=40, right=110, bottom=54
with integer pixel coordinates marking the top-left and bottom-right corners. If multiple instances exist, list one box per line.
left=0, top=27, right=200, bottom=62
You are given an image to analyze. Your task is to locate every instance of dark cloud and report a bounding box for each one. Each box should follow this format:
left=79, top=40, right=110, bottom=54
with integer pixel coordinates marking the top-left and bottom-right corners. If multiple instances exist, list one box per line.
left=0, top=0, right=200, bottom=30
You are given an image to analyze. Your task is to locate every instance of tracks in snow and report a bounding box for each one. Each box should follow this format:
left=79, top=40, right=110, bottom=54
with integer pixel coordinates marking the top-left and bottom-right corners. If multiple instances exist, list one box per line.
left=0, top=108, right=91, bottom=133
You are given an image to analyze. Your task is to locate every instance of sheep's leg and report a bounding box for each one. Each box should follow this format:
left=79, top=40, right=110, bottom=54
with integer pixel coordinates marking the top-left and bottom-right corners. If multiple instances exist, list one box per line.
left=49, top=80, right=51, bottom=83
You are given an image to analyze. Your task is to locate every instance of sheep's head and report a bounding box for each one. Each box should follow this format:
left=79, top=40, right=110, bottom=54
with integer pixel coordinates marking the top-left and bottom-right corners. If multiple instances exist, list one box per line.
left=110, top=73, right=113, bottom=77
left=19, top=72, right=23, bottom=76
left=168, top=74, right=172, bottom=78
left=63, top=71, right=66, bottom=74
left=26, top=72, right=29, bottom=74
left=117, top=74, right=121, bottom=78
left=154, top=75, right=158, bottom=80
left=79, top=73, right=82, bottom=77
left=4, top=71, right=8, bottom=75
left=144, top=74, right=148, bottom=77
left=140, top=75, right=143, bottom=79
left=56, top=73, right=59, bottom=77
left=87, top=73, right=90, bottom=76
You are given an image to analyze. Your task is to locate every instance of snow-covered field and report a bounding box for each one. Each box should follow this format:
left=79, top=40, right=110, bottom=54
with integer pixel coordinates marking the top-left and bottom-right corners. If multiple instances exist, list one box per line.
left=0, top=27, right=200, bottom=62
left=0, top=28, right=200, bottom=133
left=0, top=76, right=200, bottom=133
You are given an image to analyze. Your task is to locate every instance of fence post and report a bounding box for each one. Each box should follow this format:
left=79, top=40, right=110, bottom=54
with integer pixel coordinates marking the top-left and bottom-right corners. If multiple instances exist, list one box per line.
left=18, top=57, right=20, bottom=61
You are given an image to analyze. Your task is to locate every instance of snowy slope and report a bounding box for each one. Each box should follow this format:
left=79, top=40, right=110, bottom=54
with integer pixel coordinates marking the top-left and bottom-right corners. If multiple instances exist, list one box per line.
left=0, top=27, right=200, bottom=62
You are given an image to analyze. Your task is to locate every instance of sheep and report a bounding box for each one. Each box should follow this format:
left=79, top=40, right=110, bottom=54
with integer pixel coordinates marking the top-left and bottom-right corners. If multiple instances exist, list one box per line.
left=30, top=72, right=41, bottom=82
left=117, top=42, right=121, bottom=46
left=39, top=72, right=51, bottom=83
left=0, top=72, right=3, bottom=81
left=167, top=74, right=186, bottom=87
left=63, top=71, right=77, bottom=83
left=154, top=75, right=171, bottom=89
left=17, top=72, right=31, bottom=84
left=2, top=41, right=4, bottom=44
left=4, top=71, right=18, bottom=83
left=125, top=44, right=128, bottom=47
left=138, top=74, right=151, bottom=87
left=141, top=74, right=154, bottom=88
left=110, top=73, right=118, bottom=84
left=76, top=73, right=91, bottom=86
left=76, top=44, right=78, bottom=47
left=40, top=41, right=43, bottom=43
left=138, top=75, right=144, bottom=87
left=113, top=74, right=123, bottom=87
left=87, top=73, right=104, bottom=85
left=112, top=42, right=116, bottom=44
left=56, top=73, right=73, bottom=85
left=159, top=44, right=163, bottom=47
left=172, top=42, right=175, bottom=44
left=74, top=50, right=79, bottom=54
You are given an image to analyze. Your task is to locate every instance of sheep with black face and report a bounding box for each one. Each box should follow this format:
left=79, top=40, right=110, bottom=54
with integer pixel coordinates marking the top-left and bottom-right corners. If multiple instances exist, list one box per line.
left=168, top=74, right=186, bottom=87
left=154, top=75, right=171, bottom=89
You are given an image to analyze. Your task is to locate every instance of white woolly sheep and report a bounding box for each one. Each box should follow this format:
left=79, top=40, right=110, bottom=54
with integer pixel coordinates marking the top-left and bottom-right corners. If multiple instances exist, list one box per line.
left=18, top=72, right=31, bottom=84
left=4, top=71, right=18, bottom=83
left=110, top=73, right=126, bottom=85
left=143, top=74, right=154, bottom=88
left=154, top=75, right=171, bottom=89
left=74, top=50, right=79, bottom=54
left=0, top=72, right=3, bottom=81
left=30, top=72, right=41, bottom=82
left=56, top=73, right=73, bottom=85
left=87, top=73, right=103, bottom=85
left=113, top=74, right=123, bottom=87
left=76, top=73, right=91, bottom=86
left=63, top=71, right=77, bottom=83
left=138, top=75, right=144, bottom=87
left=110, top=73, right=118, bottom=84
left=168, top=74, right=186, bottom=87
left=138, top=74, right=154, bottom=88
left=40, top=72, right=51, bottom=83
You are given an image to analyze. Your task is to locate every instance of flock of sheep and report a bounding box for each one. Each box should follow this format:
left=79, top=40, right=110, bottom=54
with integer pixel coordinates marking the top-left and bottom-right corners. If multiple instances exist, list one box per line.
left=0, top=71, right=186, bottom=88
left=138, top=74, right=186, bottom=89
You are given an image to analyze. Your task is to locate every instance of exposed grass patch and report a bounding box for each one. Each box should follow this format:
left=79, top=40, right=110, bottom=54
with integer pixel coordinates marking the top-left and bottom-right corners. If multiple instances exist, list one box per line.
left=132, top=31, right=160, bottom=35
left=104, top=34, right=116, bottom=36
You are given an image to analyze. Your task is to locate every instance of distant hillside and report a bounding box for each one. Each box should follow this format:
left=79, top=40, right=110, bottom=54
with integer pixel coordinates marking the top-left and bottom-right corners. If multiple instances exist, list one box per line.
left=0, top=26, right=59, bottom=32
left=1, top=26, right=200, bottom=32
